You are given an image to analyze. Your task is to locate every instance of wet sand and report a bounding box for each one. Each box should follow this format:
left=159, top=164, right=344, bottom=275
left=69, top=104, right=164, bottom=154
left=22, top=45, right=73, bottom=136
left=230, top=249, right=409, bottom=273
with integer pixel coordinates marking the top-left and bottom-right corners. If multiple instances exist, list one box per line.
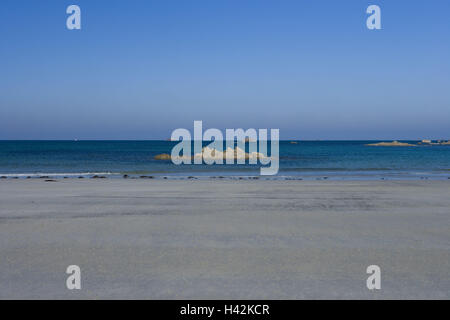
left=0, top=179, right=449, bottom=299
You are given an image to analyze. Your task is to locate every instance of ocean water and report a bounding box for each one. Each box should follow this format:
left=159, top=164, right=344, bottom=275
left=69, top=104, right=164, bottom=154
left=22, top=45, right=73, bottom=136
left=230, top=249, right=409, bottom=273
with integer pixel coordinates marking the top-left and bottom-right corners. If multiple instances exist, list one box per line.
left=0, top=140, right=449, bottom=180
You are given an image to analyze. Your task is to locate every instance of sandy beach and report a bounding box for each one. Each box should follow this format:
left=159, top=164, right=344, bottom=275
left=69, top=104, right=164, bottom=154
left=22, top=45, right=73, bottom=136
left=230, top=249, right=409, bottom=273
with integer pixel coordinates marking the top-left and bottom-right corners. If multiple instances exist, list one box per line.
left=0, top=179, right=449, bottom=299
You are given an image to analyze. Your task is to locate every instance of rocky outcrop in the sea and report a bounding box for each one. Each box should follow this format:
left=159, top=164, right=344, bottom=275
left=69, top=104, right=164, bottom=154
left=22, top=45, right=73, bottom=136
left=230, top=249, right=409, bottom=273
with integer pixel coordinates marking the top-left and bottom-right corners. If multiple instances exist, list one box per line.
left=154, top=153, right=172, bottom=160
left=189, top=146, right=270, bottom=161
left=366, top=141, right=416, bottom=147
left=418, top=140, right=450, bottom=145
left=154, top=147, right=273, bottom=161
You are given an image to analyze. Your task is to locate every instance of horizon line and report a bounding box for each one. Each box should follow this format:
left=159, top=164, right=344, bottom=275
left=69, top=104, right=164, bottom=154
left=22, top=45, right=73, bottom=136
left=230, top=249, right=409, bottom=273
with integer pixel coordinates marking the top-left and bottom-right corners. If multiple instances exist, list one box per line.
left=0, top=139, right=449, bottom=142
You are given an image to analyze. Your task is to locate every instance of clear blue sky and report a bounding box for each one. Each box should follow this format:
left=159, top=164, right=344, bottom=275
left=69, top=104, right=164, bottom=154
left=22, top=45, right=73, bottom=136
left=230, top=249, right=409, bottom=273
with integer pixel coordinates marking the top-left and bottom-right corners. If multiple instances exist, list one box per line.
left=0, top=0, right=449, bottom=140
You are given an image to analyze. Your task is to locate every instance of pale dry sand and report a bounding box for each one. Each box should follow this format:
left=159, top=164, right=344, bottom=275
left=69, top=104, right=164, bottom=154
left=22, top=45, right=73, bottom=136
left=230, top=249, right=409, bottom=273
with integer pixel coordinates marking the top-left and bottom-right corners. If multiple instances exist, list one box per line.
left=0, top=179, right=449, bottom=299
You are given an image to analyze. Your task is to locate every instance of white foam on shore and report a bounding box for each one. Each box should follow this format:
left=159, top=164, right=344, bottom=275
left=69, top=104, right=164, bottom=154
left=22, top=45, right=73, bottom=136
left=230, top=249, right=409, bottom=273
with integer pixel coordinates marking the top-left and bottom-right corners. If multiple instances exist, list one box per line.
left=0, top=172, right=114, bottom=177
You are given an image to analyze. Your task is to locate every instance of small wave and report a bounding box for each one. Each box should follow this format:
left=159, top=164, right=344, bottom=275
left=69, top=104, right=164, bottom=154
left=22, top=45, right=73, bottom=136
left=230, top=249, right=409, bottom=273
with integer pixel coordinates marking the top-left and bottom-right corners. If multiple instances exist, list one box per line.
left=279, top=167, right=395, bottom=172
left=0, top=172, right=115, bottom=177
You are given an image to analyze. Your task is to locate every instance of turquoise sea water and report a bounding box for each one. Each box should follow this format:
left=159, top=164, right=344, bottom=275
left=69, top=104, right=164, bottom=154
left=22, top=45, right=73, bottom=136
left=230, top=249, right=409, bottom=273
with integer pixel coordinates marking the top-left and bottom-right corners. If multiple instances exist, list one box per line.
left=0, top=141, right=449, bottom=180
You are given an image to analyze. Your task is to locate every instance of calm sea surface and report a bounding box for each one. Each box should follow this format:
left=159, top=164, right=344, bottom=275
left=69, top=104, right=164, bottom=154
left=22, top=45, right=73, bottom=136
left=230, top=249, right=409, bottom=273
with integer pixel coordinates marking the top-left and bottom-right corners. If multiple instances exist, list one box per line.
left=0, top=141, right=449, bottom=180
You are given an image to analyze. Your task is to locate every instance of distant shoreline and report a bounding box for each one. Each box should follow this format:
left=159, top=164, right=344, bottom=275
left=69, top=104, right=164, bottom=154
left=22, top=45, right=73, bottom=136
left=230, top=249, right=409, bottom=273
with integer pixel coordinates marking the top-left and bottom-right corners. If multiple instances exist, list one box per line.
left=1, top=174, right=449, bottom=181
